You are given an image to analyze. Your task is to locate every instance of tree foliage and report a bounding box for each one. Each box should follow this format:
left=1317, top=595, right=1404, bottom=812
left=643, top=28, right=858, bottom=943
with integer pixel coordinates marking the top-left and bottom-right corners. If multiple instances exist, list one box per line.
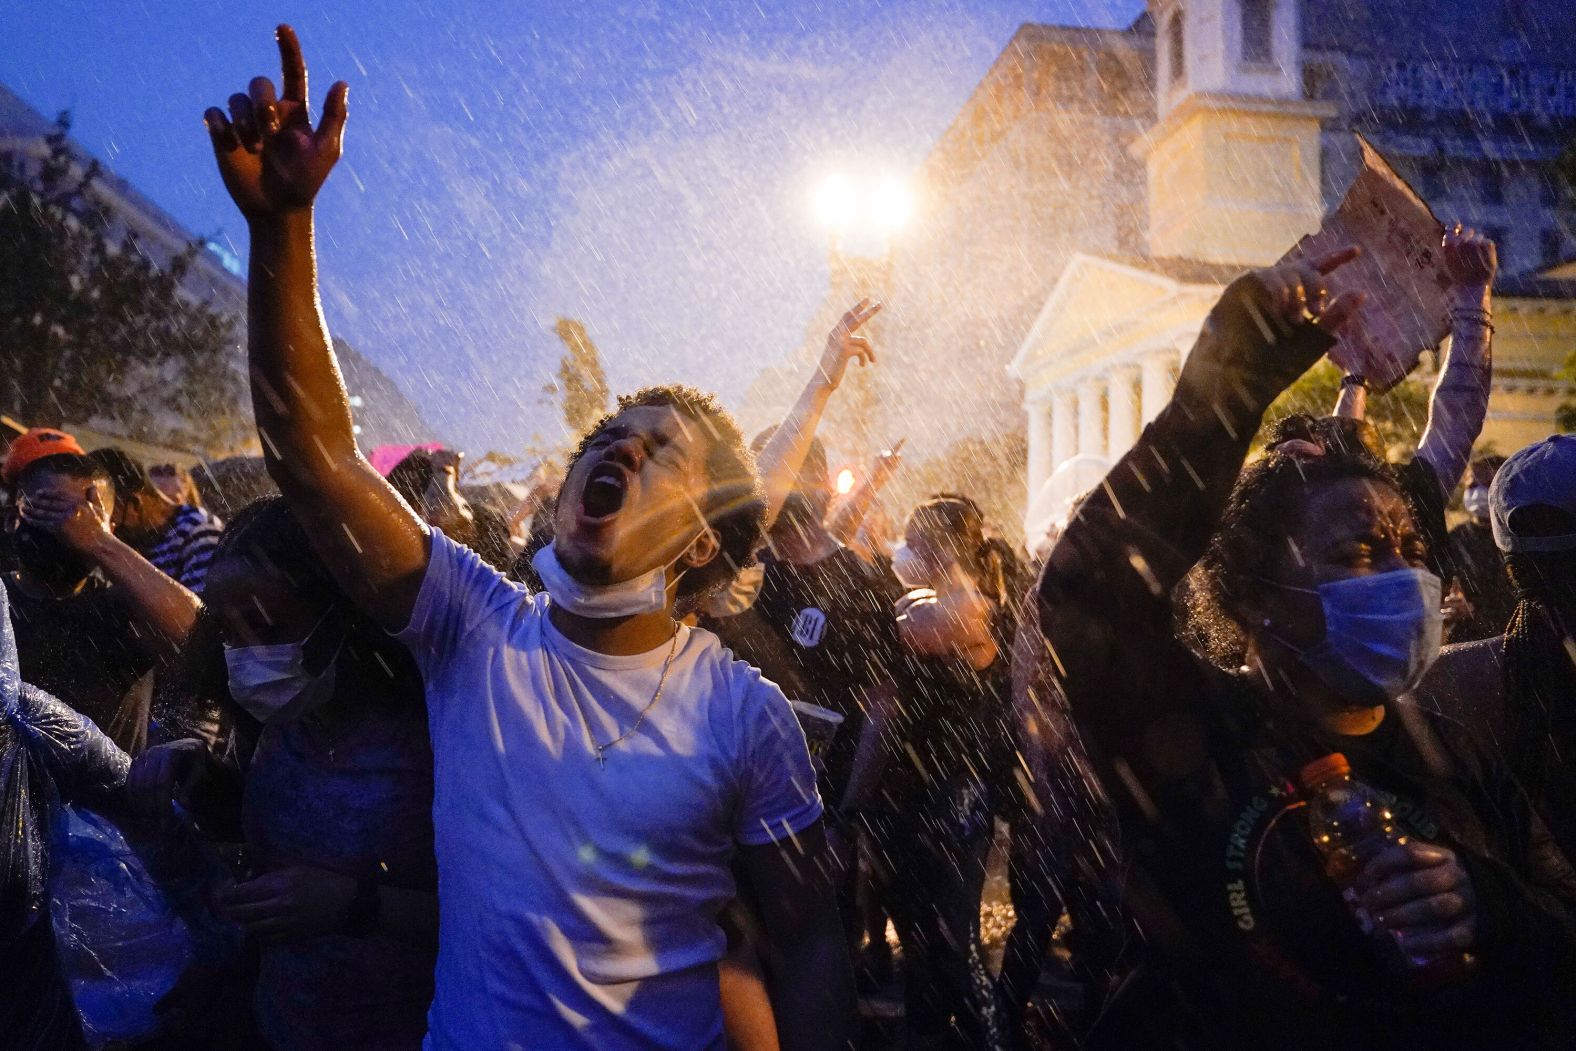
left=895, top=428, right=1029, bottom=548
left=1558, top=349, right=1576, bottom=433
left=1259, top=358, right=1433, bottom=456
left=0, top=114, right=245, bottom=451
left=547, top=318, right=611, bottom=438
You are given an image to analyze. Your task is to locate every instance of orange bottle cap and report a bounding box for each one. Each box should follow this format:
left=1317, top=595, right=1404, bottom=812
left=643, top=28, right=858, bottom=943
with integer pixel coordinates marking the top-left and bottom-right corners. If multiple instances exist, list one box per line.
left=1298, top=752, right=1351, bottom=788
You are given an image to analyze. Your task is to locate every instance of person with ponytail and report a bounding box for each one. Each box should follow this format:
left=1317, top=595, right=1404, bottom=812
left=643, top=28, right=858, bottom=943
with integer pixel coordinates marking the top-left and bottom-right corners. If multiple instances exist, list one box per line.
left=844, top=492, right=1025, bottom=1050
left=128, top=498, right=438, bottom=1050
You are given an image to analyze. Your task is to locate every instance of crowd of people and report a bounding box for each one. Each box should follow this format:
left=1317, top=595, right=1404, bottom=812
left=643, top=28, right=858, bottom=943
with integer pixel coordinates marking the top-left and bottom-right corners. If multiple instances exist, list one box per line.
left=4, top=22, right=1576, bottom=1051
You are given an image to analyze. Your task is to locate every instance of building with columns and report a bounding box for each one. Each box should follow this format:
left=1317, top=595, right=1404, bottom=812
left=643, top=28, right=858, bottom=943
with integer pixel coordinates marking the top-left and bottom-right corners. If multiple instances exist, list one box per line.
left=750, top=1, right=1575, bottom=542
left=1010, top=0, right=1576, bottom=515
left=740, top=20, right=1157, bottom=538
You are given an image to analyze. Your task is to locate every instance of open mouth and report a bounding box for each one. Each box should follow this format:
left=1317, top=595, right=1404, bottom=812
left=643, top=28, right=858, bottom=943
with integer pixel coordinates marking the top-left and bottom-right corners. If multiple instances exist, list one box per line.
left=579, top=463, right=629, bottom=521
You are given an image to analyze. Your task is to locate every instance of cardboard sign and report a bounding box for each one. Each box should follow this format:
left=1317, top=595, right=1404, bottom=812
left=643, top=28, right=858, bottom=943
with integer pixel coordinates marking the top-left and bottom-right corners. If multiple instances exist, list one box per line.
left=1282, top=135, right=1450, bottom=391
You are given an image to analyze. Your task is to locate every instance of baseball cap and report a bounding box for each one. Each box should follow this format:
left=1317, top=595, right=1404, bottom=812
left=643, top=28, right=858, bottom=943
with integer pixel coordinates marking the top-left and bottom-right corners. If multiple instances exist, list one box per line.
left=1490, top=435, right=1576, bottom=554
left=2, top=428, right=86, bottom=485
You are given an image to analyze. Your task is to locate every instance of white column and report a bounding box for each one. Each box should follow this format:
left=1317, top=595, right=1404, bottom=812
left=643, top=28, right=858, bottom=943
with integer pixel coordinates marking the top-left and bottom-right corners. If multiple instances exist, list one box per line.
left=1107, top=365, right=1141, bottom=460
left=1077, top=380, right=1104, bottom=457
left=1141, top=350, right=1176, bottom=425
left=1026, top=399, right=1052, bottom=495
left=1051, top=389, right=1076, bottom=473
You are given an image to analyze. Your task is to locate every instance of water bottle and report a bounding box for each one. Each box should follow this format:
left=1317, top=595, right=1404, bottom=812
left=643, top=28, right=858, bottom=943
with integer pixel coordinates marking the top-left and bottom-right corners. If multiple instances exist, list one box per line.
left=1298, top=752, right=1471, bottom=985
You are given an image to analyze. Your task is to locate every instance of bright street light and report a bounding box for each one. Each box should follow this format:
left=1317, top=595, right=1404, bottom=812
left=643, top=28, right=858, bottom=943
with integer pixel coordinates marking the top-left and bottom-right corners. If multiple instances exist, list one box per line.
left=812, top=172, right=913, bottom=240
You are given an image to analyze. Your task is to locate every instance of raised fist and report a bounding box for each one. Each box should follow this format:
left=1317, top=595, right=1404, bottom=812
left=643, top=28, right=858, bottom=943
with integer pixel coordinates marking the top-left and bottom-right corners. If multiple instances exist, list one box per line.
left=1442, top=225, right=1497, bottom=290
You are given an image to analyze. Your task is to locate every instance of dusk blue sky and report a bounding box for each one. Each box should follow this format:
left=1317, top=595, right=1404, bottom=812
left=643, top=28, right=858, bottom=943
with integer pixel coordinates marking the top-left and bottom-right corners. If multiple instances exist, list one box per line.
left=4, top=1, right=1142, bottom=454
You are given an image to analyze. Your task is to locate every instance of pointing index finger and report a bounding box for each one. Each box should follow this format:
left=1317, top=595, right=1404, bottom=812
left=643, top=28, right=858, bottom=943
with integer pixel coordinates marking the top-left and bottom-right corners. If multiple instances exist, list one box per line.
left=1312, top=244, right=1362, bottom=275
left=277, top=24, right=308, bottom=104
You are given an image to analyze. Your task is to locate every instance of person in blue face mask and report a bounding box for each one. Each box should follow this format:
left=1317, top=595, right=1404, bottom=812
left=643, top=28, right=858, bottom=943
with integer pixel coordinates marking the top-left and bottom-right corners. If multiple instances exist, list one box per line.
left=1033, top=247, right=1576, bottom=1049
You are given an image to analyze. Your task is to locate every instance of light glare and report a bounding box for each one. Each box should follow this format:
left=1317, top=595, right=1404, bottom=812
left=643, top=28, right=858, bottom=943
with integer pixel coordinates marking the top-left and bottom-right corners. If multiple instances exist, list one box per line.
left=815, top=174, right=857, bottom=231
left=872, top=177, right=912, bottom=232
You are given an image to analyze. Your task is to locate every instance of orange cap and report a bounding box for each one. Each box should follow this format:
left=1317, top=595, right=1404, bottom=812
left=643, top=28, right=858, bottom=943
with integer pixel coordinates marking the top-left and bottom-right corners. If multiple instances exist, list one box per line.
left=2, top=428, right=86, bottom=485
left=1298, top=752, right=1351, bottom=789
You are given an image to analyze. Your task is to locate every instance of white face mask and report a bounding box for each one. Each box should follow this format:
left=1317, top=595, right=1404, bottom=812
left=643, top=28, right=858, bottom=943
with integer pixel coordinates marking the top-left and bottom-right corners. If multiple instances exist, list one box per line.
left=703, top=562, right=765, bottom=619
left=224, top=641, right=338, bottom=723
left=223, top=613, right=342, bottom=723
left=1462, top=486, right=1491, bottom=518
left=532, top=541, right=691, bottom=619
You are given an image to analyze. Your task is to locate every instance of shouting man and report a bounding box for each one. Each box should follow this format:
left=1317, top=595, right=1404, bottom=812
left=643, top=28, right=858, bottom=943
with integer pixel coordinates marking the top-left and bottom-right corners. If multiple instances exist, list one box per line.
left=202, top=26, right=852, bottom=1050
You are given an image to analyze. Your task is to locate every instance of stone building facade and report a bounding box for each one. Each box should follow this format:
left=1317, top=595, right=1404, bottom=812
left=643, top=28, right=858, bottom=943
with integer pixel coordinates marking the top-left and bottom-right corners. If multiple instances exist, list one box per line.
left=751, top=0, right=1576, bottom=537
left=1011, top=0, right=1576, bottom=518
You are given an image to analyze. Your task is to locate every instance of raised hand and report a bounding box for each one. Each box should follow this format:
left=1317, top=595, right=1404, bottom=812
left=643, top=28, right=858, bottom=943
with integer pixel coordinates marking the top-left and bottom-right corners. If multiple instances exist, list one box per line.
left=1253, top=245, right=1367, bottom=334
left=818, top=298, right=883, bottom=389
left=203, top=25, right=348, bottom=219
left=1443, top=224, right=1497, bottom=291
left=869, top=437, right=906, bottom=489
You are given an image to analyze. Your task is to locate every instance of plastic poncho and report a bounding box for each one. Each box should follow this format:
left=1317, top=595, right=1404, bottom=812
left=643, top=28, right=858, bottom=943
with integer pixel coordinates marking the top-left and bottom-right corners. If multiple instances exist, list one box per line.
left=1, top=580, right=129, bottom=1048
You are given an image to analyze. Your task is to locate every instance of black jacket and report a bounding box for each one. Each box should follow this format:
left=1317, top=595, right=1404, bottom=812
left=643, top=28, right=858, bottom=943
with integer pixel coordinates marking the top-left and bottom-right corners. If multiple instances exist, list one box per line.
left=1036, top=275, right=1576, bottom=1050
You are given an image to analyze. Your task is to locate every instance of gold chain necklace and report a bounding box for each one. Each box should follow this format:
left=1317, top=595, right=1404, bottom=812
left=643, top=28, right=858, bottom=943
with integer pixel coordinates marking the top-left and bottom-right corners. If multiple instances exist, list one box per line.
left=572, top=627, right=682, bottom=767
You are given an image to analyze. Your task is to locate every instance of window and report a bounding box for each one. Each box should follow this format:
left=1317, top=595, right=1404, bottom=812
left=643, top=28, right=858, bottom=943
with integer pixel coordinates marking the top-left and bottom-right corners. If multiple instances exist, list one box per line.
left=1540, top=171, right=1564, bottom=207
left=1167, top=11, right=1186, bottom=88
left=1485, top=226, right=1509, bottom=267
left=1417, top=161, right=1445, bottom=201
left=1479, top=168, right=1504, bottom=206
left=1303, top=62, right=1333, bottom=100
left=1542, top=228, right=1565, bottom=268
left=1241, top=0, right=1274, bottom=64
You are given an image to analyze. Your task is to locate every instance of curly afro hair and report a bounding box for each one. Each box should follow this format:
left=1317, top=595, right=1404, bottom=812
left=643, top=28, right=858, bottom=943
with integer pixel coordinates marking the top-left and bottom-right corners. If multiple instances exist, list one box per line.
left=1184, top=439, right=1420, bottom=670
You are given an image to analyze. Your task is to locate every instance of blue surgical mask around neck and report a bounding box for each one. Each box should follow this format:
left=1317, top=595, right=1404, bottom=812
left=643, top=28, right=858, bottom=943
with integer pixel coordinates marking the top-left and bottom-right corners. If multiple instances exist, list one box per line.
left=1264, top=567, right=1443, bottom=703
left=532, top=541, right=690, bottom=619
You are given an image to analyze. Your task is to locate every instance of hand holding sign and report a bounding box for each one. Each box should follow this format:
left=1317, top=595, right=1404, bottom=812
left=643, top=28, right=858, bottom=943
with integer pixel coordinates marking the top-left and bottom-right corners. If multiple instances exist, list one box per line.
left=1281, top=136, right=1450, bottom=392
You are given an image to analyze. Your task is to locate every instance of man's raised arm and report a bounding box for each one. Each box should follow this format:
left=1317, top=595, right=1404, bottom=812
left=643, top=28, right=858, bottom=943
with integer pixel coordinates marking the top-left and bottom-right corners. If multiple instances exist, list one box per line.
left=204, top=25, right=427, bottom=631
left=755, top=300, right=881, bottom=532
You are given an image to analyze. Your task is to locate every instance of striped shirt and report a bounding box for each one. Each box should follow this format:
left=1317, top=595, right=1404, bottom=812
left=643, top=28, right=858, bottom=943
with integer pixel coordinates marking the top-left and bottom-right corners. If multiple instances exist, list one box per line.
left=146, top=504, right=224, bottom=595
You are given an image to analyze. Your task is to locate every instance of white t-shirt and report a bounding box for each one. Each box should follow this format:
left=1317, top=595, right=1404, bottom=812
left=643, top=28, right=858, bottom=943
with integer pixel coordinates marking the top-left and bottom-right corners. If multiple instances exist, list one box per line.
left=398, top=532, right=822, bottom=1050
